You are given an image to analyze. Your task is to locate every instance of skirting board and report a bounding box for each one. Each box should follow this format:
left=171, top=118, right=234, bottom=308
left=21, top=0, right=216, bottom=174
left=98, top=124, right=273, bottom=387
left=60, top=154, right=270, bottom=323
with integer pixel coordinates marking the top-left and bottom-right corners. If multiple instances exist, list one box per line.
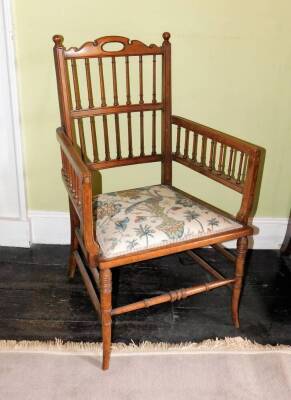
left=23, top=211, right=288, bottom=250
left=0, top=218, right=30, bottom=247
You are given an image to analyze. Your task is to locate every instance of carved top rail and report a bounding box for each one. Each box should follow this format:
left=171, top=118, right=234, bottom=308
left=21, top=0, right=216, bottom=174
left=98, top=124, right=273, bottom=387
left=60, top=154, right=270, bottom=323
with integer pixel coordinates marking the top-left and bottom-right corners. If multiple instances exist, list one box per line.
left=53, top=35, right=164, bottom=59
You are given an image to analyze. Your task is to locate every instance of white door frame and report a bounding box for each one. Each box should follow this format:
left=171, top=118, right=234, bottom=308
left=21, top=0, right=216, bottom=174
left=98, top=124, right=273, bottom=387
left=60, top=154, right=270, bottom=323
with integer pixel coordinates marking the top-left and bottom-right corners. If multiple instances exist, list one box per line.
left=0, top=0, right=30, bottom=247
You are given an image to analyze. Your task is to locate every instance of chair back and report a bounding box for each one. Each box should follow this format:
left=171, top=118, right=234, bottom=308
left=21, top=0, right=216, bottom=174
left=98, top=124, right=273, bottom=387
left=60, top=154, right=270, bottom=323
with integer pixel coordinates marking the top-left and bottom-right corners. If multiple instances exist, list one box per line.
left=53, top=33, right=172, bottom=183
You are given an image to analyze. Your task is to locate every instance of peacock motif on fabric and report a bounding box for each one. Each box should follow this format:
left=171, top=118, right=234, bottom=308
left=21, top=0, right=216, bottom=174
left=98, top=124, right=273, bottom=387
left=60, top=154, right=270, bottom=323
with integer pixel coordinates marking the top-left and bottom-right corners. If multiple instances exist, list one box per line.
left=93, top=185, right=241, bottom=258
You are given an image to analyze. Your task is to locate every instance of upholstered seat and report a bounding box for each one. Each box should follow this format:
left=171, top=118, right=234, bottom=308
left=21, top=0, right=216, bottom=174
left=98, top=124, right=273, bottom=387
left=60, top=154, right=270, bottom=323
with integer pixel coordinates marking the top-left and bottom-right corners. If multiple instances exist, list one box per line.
left=94, top=185, right=241, bottom=259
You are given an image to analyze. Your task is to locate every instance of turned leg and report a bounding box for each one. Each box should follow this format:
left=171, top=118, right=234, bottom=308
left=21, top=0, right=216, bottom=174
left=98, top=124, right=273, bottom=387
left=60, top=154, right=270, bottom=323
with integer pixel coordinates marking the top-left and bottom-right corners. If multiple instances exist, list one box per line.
left=232, top=236, right=248, bottom=328
left=100, top=269, right=112, bottom=370
left=68, top=199, right=79, bottom=279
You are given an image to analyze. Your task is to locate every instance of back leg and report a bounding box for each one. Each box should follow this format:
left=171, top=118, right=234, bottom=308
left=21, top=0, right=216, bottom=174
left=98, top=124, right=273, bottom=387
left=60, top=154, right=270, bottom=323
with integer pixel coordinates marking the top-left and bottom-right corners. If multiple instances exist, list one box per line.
left=232, top=236, right=248, bottom=328
left=68, top=199, right=79, bottom=279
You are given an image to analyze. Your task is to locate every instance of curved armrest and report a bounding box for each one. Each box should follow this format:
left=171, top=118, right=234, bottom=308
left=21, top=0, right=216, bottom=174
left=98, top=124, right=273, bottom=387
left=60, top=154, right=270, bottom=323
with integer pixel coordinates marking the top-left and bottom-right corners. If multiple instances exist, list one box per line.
left=56, top=127, right=99, bottom=259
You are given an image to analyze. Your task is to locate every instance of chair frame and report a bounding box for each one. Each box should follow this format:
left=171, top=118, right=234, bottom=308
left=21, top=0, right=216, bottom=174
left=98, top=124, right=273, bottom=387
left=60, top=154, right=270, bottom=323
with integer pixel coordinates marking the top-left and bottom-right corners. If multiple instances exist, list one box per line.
left=53, top=32, right=261, bottom=370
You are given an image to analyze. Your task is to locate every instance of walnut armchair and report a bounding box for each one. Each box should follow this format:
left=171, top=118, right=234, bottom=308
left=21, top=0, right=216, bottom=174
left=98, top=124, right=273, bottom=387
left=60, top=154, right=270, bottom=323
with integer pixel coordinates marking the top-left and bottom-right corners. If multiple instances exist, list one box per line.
left=53, top=32, right=261, bottom=370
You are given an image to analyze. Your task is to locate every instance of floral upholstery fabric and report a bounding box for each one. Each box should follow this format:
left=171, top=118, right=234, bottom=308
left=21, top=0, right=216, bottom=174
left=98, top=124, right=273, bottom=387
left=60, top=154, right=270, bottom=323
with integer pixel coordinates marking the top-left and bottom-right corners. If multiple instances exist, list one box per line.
left=94, top=185, right=241, bottom=259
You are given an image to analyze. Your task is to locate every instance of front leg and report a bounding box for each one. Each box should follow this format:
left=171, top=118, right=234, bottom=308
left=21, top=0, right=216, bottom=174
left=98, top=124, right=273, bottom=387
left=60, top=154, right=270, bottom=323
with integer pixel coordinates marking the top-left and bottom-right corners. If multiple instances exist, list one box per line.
left=68, top=199, right=79, bottom=279
left=100, top=268, right=112, bottom=370
left=232, top=236, right=248, bottom=328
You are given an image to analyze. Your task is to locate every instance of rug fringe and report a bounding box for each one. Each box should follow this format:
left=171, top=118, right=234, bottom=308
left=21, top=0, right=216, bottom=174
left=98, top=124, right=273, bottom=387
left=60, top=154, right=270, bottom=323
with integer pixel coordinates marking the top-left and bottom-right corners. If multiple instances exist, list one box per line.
left=0, top=337, right=291, bottom=354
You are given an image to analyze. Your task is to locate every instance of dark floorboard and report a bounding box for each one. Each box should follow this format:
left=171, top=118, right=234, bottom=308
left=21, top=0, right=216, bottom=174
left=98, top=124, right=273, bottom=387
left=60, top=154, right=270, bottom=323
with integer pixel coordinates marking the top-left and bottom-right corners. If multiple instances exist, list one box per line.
left=0, top=245, right=290, bottom=345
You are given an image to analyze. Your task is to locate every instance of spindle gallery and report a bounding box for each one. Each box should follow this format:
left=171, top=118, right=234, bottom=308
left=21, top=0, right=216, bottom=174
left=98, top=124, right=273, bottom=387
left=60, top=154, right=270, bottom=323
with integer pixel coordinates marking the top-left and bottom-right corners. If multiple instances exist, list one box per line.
left=53, top=32, right=262, bottom=370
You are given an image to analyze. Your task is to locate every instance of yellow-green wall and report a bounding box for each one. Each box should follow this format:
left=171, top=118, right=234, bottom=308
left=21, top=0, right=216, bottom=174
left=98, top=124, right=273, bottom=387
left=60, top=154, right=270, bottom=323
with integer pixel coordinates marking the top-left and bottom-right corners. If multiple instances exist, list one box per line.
left=13, top=0, right=291, bottom=217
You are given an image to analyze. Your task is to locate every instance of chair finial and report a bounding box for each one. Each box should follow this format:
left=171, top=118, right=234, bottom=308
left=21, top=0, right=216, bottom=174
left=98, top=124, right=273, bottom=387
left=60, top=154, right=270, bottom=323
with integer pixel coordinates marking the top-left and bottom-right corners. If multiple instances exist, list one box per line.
left=53, top=35, right=64, bottom=47
left=162, top=32, right=171, bottom=42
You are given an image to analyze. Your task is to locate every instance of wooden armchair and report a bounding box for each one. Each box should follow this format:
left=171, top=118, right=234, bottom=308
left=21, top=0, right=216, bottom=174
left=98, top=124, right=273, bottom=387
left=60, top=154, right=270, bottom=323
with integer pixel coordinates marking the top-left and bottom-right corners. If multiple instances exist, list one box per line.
left=53, top=32, right=262, bottom=370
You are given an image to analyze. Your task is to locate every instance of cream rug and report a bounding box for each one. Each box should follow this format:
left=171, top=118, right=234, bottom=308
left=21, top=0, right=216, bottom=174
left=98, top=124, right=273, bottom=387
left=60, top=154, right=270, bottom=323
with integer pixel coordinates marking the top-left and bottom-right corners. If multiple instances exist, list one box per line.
left=0, top=337, right=291, bottom=400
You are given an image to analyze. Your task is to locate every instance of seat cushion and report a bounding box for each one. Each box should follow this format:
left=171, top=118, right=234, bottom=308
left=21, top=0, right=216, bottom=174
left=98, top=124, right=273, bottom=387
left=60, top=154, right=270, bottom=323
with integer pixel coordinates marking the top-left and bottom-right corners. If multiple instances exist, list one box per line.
left=94, top=185, right=242, bottom=259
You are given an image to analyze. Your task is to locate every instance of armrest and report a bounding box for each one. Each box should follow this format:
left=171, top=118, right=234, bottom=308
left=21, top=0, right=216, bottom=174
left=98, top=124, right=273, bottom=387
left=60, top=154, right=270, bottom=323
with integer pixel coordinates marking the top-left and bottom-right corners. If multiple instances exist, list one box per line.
left=172, top=115, right=260, bottom=155
left=56, top=127, right=99, bottom=258
left=171, top=115, right=262, bottom=224
left=57, top=127, right=90, bottom=179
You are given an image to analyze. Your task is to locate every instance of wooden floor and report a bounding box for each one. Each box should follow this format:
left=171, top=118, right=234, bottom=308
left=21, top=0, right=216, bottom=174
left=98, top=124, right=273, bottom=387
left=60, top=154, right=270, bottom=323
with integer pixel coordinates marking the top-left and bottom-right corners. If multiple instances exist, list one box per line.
left=0, top=245, right=290, bottom=345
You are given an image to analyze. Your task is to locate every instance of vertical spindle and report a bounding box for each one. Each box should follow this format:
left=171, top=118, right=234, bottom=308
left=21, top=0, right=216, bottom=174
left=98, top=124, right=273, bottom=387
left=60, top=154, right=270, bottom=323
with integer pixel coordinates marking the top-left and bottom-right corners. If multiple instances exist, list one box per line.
left=152, top=55, right=157, bottom=104
left=66, top=157, right=70, bottom=183
left=209, top=140, right=214, bottom=170
left=236, top=152, right=244, bottom=183
left=152, top=111, right=156, bottom=155
left=201, top=136, right=207, bottom=166
left=151, top=55, right=157, bottom=155
left=241, top=155, right=248, bottom=182
left=98, top=58, right=107, bottom=107
left=85, top=59, right=94, bottom=108
left=75, top=174, right=79, bottom=203
left=176, top=126, right=181, bottom=156
left=222, top=145, right=227, bottom=174
left=68, top=163, right=72, bottom=187
left=76, top=174, right=79, bottom=202
left=85, top=58, right=99, bottom=162
left=111, top=57, right=119, bottom=106
left=71, top=59, right=81, bottom=109
left=227, top=148, right=234, bottom=179
left=125, top=56, right=133, bottom=158
left=112, top=57, right=121, bottom=159
left=140, top=112, right=145, bottom=156
left=139, top=56, right=144, bottom=104
left=209, top=140, right=217, bottom=170
left=192, top=133, right=198, bottom=162
left=231, top=150, right=237, bottom=179
left=125, top=56, right=131, bottom=105
left=184, top=129, right=190, bottom=158
left=78, top=178, right=82, bottom=206
left=103, top=116, right=110, bottom=161
left=139, top=56, right=144, bottom=156
left=213, top=141, right=217, bottom=170
left=61, top=150, right=66, bottom=177
left=217, top=143, right=224, bottom=174
left=127, top=113, right=133, bottom=158
left=115, top=115, right=121, bottom=159
left=98, top=58, right=110, bottom=160
left=71, top=59, right=87, bottom=159
left=72, top=170, right=77, bottom=196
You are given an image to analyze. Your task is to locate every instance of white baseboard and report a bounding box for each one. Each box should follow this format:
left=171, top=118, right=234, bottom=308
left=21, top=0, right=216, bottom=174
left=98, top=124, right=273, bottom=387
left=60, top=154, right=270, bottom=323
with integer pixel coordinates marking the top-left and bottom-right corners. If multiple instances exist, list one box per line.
left=224, top=217, right=289, bottom=249
left=28, top=211, right=70, bottom=245
left=0, top=212, right=288, bottom=249
left=0, top=218, right=30, bottom=247
left=25, top=212, right=289, bottom=250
